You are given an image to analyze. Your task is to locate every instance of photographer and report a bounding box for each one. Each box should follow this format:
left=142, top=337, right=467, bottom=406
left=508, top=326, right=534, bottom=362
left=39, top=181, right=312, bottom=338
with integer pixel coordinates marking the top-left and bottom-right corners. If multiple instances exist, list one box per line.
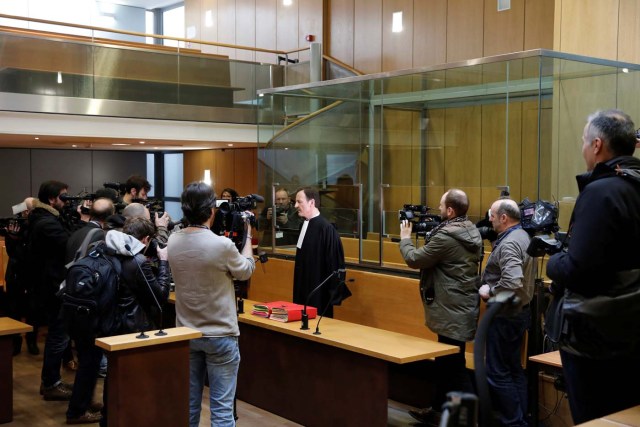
left=122, top=175, right=150, bottom=206
left=122, top=202, right=171, bottom=245
left=398, top=189, right=482, bottom=425
left=167, top=182, right=255, bottom=427
left=258, top=187, right=301, bottom=246
left=546, top=109, right=640, bottom=423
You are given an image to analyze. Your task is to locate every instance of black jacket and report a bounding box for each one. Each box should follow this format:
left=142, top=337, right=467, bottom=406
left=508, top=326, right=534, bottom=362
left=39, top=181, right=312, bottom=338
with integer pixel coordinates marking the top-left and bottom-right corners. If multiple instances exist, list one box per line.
left=547, top=156, right=640, bottom=297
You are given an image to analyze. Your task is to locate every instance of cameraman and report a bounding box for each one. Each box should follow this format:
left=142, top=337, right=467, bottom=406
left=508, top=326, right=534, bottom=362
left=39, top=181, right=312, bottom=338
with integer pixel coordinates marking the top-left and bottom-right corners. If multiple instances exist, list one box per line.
left=122, top=175, right=150, bottom=206
left=167, top=182, right=255, bottom=427
left=398, top=189, right=482, bottom=425
left=258, top=187, right=301, bottom=246
left=546, top=109, right=640, bottom=423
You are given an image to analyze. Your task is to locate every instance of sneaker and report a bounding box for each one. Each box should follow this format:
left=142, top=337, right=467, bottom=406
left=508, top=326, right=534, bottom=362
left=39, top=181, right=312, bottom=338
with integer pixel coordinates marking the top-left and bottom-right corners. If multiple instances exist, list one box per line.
left=66, top=410, right=102, bottom=424
left=43, top=382, right=73, bottom=401
left=408, top=407, right=441, bottom=426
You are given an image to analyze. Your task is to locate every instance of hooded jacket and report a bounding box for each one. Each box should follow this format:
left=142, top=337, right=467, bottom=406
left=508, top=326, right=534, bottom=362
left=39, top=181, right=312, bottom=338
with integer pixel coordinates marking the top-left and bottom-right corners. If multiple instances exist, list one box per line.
left=399, top=219, right=483, bottom=342
left=105, top=230, right=171, bottom=333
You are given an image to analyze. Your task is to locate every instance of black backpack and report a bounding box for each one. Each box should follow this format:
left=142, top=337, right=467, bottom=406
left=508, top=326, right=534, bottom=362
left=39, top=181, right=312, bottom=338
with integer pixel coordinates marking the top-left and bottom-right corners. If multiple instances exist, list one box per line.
left=60, top=242, right=122, bottom=337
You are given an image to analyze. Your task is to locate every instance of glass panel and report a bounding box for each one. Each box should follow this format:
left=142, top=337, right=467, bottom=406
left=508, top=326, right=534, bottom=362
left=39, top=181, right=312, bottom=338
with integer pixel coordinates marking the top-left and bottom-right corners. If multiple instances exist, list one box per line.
left=164, top=153, right=184, bottom=198
left=164, top=201, right=182, bottom=222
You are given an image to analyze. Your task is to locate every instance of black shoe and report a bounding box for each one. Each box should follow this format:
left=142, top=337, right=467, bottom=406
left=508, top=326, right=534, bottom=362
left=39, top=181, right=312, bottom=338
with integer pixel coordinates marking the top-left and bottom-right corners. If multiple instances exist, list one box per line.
left=408, top=407, right=441, bottom=426
left=43, top=382, right=73, bottom=401
left=27, top=340, right=39, bottom=355
left=66, top=410, right=102, bottom=424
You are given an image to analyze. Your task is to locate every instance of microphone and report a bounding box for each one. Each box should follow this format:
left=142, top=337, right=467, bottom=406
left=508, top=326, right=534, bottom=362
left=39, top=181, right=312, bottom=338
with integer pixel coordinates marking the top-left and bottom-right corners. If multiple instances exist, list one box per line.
left=124, top=243, right=167, bottom=337
left=250, top=194, right=265, bottom=203
left=301, top=268, right=344, bottom=330
left=313, top=276, right=353, bottom=335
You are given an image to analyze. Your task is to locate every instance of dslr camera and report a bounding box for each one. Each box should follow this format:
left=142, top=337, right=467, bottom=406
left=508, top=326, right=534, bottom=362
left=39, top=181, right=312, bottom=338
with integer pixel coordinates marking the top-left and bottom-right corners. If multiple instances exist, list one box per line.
left=212, top=194, right=264, bottom=251
left=398, top=204, right=441, bottom=236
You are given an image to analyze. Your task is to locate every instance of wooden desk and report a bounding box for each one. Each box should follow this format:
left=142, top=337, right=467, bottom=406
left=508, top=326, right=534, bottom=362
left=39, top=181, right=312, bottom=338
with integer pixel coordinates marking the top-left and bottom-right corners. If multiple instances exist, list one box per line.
left=0, top=318, right=32, bottom=424
left=576, top=405, right=640, bottom=426
left=529, top=351, right=563, bottom=427
left=96, top=327, right=202, bottom=427
left=236, top=300, right=458, bottom=427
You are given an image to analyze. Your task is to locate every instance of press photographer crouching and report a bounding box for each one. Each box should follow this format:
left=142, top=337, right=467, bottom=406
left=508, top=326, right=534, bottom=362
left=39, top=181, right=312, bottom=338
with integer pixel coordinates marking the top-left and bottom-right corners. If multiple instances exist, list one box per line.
left=545, top=109, right=640, bottom=424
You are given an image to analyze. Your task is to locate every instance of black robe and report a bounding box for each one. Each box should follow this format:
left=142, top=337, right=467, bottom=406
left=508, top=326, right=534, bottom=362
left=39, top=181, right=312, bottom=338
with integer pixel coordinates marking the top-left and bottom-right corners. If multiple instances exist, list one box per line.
left=292, top=215, right=349, bottom=318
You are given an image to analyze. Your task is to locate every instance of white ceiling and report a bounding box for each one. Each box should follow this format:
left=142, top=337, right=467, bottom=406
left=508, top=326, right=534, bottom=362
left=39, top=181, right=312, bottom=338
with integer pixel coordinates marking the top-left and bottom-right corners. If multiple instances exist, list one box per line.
left=105, top=0, right=182, bottom=10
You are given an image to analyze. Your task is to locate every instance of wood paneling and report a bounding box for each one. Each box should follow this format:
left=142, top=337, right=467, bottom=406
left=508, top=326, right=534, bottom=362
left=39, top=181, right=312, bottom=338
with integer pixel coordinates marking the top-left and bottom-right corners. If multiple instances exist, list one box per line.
left=327, top=0, right=354, bottom=67
left=618, top=0, right=640, bottom=63
left=277, top=0, right=299, bottom=59
left=524, top=0, right=554, bottom=49
left=446, top=0, right=484, bottom=62
left=382, top=0, right=413, bottom=72
left=235, top=0, right=256, bottom=62
left=354, top=0, right=382, bottom=73
left=217, top=0, right=237, bottom=58
left=200, top=0, right=219, bottom=55
left=412, top=0, right=446, bottom=68
left=183, top=149, right=214, bottom=185
left=183, top=148, right=256, bottom=196
left=232, top=148, right=258, bottom=196
left=298, top=0, right=324, bottom=62
left=255, top=0, right=277, bottom=64
left=483, top=0, right=524, bottom=56
left=557, top=0, right=619, bottom=60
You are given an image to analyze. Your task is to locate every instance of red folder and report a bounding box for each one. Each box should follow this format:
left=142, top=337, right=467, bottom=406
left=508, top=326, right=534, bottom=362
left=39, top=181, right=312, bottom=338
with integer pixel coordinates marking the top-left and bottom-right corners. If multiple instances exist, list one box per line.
left=251, top=301, right=317, bottom=322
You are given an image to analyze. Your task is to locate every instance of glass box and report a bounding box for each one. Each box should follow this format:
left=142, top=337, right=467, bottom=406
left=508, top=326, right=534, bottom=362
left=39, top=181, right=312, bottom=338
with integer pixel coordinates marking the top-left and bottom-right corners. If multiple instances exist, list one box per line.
left=257, top=49, right=640, bottom=267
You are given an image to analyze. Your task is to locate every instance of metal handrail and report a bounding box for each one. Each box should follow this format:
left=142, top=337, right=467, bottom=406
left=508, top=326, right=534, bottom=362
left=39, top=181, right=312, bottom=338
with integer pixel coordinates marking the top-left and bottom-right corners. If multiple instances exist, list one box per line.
left=0, top=12, right=308, bottom=56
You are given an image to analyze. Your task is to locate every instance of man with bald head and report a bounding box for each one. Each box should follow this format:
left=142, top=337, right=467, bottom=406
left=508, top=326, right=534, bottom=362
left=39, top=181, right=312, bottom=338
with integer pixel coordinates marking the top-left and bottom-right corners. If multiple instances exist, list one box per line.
left=65, top=198, right=115, bottom=264
left=479, top=198, right=534, bottom=427
left=399, top=189, right=482, bottom=424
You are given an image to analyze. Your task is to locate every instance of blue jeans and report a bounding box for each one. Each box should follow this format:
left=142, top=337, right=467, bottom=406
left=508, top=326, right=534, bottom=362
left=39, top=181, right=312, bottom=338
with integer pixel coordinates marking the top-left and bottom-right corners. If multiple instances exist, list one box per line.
left=189, top=336, right=240, bottom=427
left=486, top=308, right=530, bottom=427
left=42, top=302, right=70, bottom=388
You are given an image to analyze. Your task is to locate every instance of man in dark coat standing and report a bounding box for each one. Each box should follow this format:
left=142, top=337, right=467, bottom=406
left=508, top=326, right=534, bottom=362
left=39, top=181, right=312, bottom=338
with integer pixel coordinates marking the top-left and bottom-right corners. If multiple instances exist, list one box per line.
left=292, top=187, right=349, bottom=318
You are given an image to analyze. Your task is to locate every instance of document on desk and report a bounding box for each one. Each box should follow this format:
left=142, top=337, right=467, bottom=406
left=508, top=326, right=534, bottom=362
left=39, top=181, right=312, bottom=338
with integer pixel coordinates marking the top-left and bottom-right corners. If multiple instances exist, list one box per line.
left=251, top=301, right=317, bottom=322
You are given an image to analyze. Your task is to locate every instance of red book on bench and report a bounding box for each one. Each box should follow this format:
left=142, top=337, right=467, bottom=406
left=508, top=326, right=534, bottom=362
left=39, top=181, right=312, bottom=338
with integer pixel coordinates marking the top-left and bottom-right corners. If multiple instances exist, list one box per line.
left=251, top=301, right=317, bottom=322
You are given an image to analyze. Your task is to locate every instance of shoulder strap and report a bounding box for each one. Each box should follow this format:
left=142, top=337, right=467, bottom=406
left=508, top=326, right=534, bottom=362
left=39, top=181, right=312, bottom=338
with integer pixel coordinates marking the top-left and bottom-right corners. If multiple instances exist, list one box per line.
left=65, top=227, right=104, bottom=269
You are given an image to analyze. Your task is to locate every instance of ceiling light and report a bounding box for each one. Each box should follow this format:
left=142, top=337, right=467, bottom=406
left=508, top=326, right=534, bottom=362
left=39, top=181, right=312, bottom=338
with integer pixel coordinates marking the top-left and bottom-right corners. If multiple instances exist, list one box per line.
left=392, top=12, right=403, bottom=33
left=72, top=144, right=78, bottom=148
left=34, top=137, right=39, bottom=140
left=203, top=169, right=212, bottom=185
left=139, top=141, right=146, bottom=144
left=57, top=72, right=62, bottom=84
left=622, top=68, right=629, bottom=73
left=227, top=144, right=234, bottom=147
left=283, top=0, right=292, bottom=6
left=112, top=143, right=131, bottom=146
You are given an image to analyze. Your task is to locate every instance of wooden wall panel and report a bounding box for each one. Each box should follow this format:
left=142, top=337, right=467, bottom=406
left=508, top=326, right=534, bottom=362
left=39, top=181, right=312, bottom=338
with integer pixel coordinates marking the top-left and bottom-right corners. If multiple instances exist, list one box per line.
left=199, top=0, right=219, bottom=54
left=412, top=0, right=446, bottom=68
left=327, top=0, right=354, bottom=67
left=217, top=0, right=237, bottom=58
left=483, top=0, right=524, bottom=56
left=255, top=0, right=277, bottom=64
left=556, top=0, right=619, bottom=60
left=232, top=148, right=258, bottom=196
left=298, top=0, right=324, bottom=62
left=277, top=0, right=299, bottom=60
left=354, top=0, right=382, bottom=73
left=183, top=150, right=214, bottom=185
left=235, top=0, right=256, bottom=62
left=524, top=0, right=554, bottom=49
left=184, top=148, right=256, bottom=196
left=446, top=0, right=484, bottom=62
left=618, top=0, right=640, bottom=63
left=382, top=0, right=413, bottom=72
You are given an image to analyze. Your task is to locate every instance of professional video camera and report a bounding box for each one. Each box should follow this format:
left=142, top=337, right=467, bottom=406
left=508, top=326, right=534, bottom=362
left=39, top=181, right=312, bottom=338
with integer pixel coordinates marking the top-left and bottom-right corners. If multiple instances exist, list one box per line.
left=212, top=194, right=264, bottom=251
left=103, top=182, right=126, bottom=196
left=398, top=204, right=441, bottom=236
left=0, top=216, right=27, bottom=237
left=519, top=198, right=559, bottom=236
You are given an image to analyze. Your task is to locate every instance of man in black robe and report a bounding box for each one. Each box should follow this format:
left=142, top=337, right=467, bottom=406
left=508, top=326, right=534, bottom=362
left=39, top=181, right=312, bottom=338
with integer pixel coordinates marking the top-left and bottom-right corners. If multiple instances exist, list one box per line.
left=292, top=187, right=350, bottom=318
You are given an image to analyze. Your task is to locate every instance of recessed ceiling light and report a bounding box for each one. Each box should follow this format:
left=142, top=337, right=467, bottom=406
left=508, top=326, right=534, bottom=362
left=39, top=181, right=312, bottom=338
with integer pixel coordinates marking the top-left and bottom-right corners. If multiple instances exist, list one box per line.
left=139, top=141, right=145, bottom=144
left=112, top=143, right=131, bottom=146
left=154, top=147, right=159, bottom=149
left=227, top=143, right=234, bottom=147
left=34, top=137, right=39, bottom=140
left=72, top=144, right=77, bottom=148
left=284, top=147, right=289, bottom=150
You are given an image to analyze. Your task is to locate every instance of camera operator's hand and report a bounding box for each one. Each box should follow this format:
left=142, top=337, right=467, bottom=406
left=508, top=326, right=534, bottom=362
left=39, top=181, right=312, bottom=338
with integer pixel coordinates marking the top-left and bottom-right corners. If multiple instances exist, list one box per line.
left=400, top=219, right=412, bottom=240
left=479, top=284, right=491, bottom=301
left=266, top=207, right=273, bottom=221
left=155, top=211, right=170, bottom=228
left=7, top=221, right=21, bottom=236
left=156, top=245, right=168, bottom=261
left=276, top=211, right=288, bottom=225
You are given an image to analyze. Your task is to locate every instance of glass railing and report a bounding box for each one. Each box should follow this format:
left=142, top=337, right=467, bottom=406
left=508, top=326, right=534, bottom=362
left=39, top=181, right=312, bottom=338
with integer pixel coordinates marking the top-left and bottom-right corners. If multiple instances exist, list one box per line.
left=0, top=13, right=311, bottom=124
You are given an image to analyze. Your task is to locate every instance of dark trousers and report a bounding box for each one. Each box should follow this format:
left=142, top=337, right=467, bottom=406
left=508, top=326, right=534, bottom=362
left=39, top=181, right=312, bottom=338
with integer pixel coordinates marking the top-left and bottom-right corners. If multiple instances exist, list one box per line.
left=560, top=350, right=640, bottom=424
left=433, top=335, right=474, bottom=409
left=41, top=301, right=70, bottom=387
left=486, top=308, right=530, bottom=427
left=66, top=328, right=103, bottom=418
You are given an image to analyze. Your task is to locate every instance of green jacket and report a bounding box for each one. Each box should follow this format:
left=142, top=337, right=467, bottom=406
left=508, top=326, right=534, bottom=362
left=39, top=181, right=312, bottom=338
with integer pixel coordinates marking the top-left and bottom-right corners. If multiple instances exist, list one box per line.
left=399, top=219, right=483, bottom=342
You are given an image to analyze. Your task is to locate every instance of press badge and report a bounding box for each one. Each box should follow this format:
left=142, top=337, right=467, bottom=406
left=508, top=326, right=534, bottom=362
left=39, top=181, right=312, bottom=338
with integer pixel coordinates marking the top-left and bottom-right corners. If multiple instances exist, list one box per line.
left=276, top=231, right=284, bottom=239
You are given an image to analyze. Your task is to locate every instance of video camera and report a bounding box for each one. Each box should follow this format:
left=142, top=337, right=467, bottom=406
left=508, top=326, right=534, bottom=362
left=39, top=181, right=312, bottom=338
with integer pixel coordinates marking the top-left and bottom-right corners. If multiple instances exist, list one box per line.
left=398, top=204, right=441, bottom=236
left=103, top=182, right=126, bottom=196
left=519, top=198, right=564, bottom=257
left=212, top=194, right=264, bottom=251
left=0, top=216, right=27, bottom=237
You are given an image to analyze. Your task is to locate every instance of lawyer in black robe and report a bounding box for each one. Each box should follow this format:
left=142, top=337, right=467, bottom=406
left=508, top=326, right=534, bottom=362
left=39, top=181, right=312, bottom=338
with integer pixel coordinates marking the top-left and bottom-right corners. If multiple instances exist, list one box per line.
left=292, top=187, right=349, bottom=318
